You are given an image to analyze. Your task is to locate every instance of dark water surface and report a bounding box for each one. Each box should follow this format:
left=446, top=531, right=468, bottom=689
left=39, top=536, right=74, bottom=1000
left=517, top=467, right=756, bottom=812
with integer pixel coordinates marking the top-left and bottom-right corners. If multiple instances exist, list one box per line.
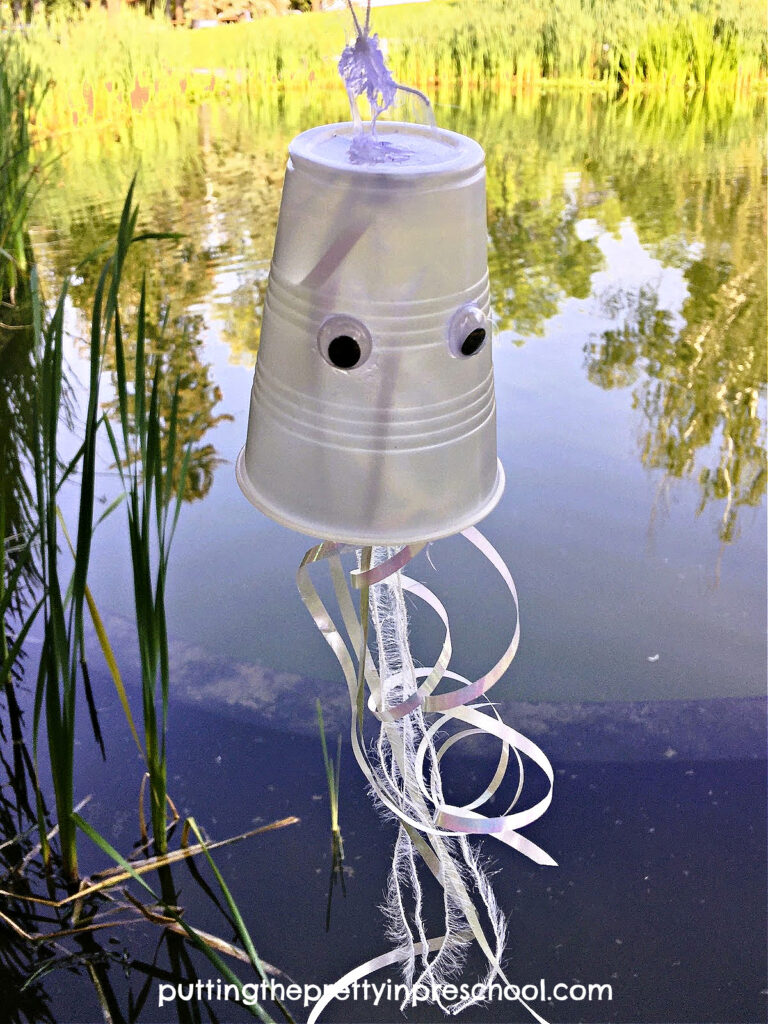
left=9, top=89, right=767, bottom=1022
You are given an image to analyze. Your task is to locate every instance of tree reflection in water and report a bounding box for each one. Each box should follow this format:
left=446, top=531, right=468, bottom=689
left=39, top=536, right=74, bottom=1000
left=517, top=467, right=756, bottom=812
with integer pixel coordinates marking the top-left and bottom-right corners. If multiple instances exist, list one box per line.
left=29, top=88, right=766, bottom=541
left=582, top=160, right=766, bottom=544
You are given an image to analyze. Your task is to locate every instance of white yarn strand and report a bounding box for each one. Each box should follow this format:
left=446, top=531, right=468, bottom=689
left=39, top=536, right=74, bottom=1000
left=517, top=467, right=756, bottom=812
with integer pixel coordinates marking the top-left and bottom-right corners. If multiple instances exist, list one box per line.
left=366, top=546, right=507, bottom=1013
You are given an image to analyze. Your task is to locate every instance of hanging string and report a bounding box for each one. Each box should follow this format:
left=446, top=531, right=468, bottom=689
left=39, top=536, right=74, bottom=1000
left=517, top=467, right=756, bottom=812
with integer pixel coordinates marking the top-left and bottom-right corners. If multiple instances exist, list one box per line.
left=339, top=0, right=435, bottom=163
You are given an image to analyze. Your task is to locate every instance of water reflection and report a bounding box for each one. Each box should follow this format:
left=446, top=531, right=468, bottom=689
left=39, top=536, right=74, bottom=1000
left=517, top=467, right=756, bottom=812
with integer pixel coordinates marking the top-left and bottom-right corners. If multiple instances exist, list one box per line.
left=66, top=225, right=232, bottom=501
left=582, top=154, right=766, bottom=543
left=90, top=610, right=767, bottom=755
left=100, top=304, right=234, bottom=503
left=12, top=89, right=765, bottom=1023
left=486, top=159, right=603, bottom=334
left=0, top=693, right=291, bottom=1024
left=0, top=267, right=43, bottom=614
left=29, top=89, right=766, bottom=538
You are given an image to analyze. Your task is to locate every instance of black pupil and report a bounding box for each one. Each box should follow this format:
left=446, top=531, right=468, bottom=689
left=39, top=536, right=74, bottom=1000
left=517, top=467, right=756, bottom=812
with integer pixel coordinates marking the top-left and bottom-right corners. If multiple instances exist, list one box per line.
left=461, top=327, right=486, bottom=356
left=327, top=334, right=361, bottom=369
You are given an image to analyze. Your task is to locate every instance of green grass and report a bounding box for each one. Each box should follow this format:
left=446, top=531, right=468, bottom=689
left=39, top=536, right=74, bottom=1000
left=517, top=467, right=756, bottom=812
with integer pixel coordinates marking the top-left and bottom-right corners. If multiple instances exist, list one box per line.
left=5, top=171, right=293, bottom=1012
left=0, top=38, right=50, bottom=691
left=0, top=50, right=295, bottom=1003
left=25, top=177, right=187, bottom=885
left=12, top=0, right=768, bottom=132
left=0, top=37, right=48, bottom=300
left=29, top=187, right=142, bottom=884
left=104, top=221, right=191, bottom=867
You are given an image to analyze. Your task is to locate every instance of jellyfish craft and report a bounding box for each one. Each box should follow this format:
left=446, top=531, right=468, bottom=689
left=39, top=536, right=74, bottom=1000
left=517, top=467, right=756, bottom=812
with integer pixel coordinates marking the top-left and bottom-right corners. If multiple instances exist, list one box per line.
left=237, top=9, right=556, bottom=1021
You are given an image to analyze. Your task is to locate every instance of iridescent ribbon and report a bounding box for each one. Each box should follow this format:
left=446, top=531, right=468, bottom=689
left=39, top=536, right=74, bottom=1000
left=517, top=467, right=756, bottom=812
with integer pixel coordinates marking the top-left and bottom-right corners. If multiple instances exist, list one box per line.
left=297, top=527, right=556, bottom=1023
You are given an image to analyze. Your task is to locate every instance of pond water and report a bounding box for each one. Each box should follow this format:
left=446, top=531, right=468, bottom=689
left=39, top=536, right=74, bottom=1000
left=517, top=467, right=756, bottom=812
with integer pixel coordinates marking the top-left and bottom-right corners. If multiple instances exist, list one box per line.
left=7, top=88, right=767, bottom=1022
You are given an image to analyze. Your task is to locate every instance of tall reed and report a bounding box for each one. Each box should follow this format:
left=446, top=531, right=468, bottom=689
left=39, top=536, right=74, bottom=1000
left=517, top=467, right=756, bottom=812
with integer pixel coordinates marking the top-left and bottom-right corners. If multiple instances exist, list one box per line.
left=29, top=187, right=135, bottom=882
left=30, top=273, right=86, bottom=885
left=0, top=36, right=49, bottom=688
left=0, top=37, right=48, bottom=304
left=27, top=180, right=174, bottom=885
left=316, top=699, right=342, bottom=845
left=104, top=249, right=191, bottom=870
left=316, top=699, right=345, bottom=930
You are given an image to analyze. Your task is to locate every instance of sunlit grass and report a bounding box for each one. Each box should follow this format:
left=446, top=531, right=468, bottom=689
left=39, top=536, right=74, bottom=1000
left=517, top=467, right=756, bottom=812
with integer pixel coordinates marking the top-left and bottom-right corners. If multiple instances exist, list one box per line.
left=13, top=0, right=768, bottom=133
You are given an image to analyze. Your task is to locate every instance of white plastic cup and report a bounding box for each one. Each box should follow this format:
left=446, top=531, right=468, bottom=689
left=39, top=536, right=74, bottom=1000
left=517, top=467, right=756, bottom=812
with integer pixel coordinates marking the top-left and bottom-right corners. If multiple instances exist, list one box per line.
left=237, top=121, right=504, bottom=545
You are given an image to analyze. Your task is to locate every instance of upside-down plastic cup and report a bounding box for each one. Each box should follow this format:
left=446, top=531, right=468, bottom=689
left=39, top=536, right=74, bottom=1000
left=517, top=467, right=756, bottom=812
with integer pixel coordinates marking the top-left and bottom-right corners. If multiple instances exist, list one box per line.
left=236, top=121, right=505, bottom=545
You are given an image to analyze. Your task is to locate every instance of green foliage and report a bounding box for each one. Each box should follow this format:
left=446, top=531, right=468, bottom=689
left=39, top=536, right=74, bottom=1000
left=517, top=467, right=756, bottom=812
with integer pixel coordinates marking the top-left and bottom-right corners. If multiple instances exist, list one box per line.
left=583, top=186, right=767, bottom=543
left=0, top=36, right=50, bottom=684
left=28, top=183, right=151, bottom=883
left=75, top=813, right=283, bottom=1023
left=8, top=0, right=767, bottom=132
left=103, top=204, right=192, bottom=863
left=23, top=171, right=195, bottom=886
left=0, top=32, right=295, bottom=1000
left=0, top=35, right=49, bottom=312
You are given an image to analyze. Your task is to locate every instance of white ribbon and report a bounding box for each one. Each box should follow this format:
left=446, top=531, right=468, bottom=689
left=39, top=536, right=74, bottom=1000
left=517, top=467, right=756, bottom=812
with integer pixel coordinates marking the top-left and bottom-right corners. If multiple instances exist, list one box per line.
left=297, top=528, right=556, bottom=1023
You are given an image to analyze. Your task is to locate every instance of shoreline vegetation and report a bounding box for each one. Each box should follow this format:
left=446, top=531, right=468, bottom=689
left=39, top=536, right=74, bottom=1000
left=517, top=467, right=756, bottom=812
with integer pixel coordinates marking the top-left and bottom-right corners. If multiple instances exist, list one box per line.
left=0, top=58, right=297, bottom=1007
left=3, top=0, right=767, bottom=135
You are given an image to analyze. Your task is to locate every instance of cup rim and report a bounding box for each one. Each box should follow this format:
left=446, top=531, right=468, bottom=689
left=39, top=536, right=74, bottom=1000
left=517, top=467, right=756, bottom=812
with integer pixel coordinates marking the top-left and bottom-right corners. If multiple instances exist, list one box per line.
left=236, top=449, right=505, bottom=546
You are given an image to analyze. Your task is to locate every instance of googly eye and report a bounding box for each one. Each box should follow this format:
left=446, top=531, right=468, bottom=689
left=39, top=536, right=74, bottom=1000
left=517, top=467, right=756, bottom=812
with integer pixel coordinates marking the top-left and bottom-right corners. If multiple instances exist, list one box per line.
left=447, top=304, right=489, bottom=358
left=318, top=315, right=373, bottom=370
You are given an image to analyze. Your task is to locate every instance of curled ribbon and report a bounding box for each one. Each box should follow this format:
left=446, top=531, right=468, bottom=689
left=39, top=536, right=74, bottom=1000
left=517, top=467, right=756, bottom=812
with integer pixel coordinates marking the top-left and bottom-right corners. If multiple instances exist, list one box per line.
left=297, top=526, right=556, bottom=1023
